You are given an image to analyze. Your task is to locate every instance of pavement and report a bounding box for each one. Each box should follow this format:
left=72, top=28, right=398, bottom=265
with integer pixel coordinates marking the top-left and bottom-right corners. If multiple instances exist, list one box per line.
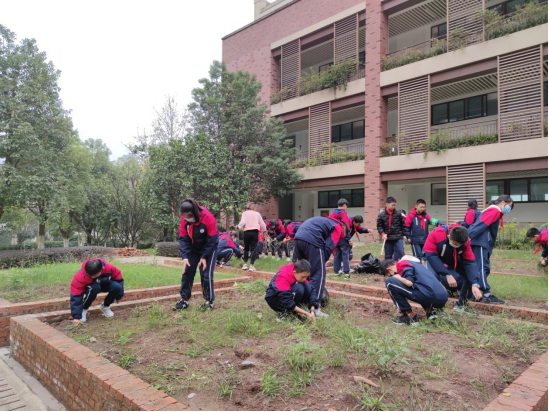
left=0, top=348, right=65, bottom=411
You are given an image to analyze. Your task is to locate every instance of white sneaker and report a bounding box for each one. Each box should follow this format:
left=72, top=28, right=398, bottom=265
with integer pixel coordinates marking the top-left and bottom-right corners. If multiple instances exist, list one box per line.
left=276, top=257, right=281, bottom=261
left=242, top=264, right=248, bottom=270
left=286, top=257, right=291, bottom=262
left=100, top=303, right=114, bottom=318
left=313, top=309, right=329, bottom=318
left=81, top=309, right=88, bottom=323
left=249, top=265, right=257, bottom=272
left=271, top=256, right=276, bottom=259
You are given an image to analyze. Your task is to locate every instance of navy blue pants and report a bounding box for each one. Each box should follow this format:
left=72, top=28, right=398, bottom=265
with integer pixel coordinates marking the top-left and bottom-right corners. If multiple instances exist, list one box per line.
left=411, top=243, right=424, bottom=259
left=217, top=248, right=234, bottom=264
left=284, top=241, right=292, bottom=258
left=386, top=277, right=446, bottom=314
left=256, top=242, right=264, bottom=256
left=384, top=239, right=405, bottom=260
left=180, top=250, right=217, bottom=302
left=425, top=263, right=464, bottom=293
left=293, top=239, right=328, bottom=308
left=83, top=280, right=124, bottom=310
left=472, top=246, right=491, bottom=295
left=333, top=239, right=351, bottom=274
left=265, top=282, right=313, bottom=313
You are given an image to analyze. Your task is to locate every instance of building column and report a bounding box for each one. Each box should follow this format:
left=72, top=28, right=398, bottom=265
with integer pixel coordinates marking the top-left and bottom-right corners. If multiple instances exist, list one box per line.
left=363, top=0, right=388, bottom=229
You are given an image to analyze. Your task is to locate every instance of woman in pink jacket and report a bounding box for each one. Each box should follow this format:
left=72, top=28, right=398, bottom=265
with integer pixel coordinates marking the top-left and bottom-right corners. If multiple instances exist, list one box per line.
left=237, top=204, right=267, bottom=272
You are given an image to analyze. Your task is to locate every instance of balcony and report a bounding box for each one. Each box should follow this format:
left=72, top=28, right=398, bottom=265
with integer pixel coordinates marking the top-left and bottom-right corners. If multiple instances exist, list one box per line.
left=383, top=0, right=548, bottom=71
left=293, top=140, right=364, bottom=168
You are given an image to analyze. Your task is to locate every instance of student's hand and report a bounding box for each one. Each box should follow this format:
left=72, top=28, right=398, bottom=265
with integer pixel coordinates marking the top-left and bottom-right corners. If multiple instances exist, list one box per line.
left=282, top=238, right=288, bottom=243
left=182, top=259, right=190, bottom=272
left=306, top=311, right=316, bottom=322
left=472, top=285, right=483, bottom=300
left=403, top=236, right=408, bottom=242
left=72, top=319, right=82, bottom=326
left=540, top=258, right=547, bottom=267
left=446, top=274, right=457, bottom=288
left=199, top=258, right=207, bottom=270
left=382, top=233, right=387, bottom=240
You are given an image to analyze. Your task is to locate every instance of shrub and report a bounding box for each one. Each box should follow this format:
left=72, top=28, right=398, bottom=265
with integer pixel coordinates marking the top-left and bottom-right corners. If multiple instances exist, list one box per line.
left=0, top=246, right=115, bottom=269
left=481, top=1, right=548, bottom=41
left=382, top=38, right=446, bottom=71
left=155, top=242, right=180, bottom=257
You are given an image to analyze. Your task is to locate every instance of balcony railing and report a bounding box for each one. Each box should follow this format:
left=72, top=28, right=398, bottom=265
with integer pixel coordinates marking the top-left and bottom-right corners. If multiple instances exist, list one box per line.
left=293, top=140, right=365, bottom=167
left=431, top=118, right=498, bottom=140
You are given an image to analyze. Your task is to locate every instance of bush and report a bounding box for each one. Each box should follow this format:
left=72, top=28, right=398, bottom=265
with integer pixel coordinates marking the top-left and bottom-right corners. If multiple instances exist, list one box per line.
left=155, top=242, right=181, bottom=257
left=0, top=247, right=115, bottom=269
left=0, top=241, right=81, bottom=250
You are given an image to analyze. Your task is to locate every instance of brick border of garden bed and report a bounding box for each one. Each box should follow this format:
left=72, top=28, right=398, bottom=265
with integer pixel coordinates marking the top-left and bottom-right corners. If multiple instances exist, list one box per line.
left=0, top=276, right=248, bottom=347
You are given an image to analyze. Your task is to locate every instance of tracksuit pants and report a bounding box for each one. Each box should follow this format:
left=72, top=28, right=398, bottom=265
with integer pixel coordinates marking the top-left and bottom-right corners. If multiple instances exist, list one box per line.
left=256, top=242, right=264, bottom=257
left=265, top=282, right=313, bottom=313
left=384, top=239, right=405, bottom=261
left=411, top=243, right=424, bottom=259
left=333, top=239, right=351, bottom=274
left=284, top=241, right=291, bottom=258
left=472, top=246, right=491, bottom=295
left=180, top=250, right=217, bottom=303
left=386, top=277, right=446, bottom=315
left=83, top=281, right=124, bottom=310
left=425, top=263, right=465, bottom=293
left=243, top=230, right=259, bottom=265
left=217, top=248, right=234, bottom=265
left=293, top=239, right=329, bottom=307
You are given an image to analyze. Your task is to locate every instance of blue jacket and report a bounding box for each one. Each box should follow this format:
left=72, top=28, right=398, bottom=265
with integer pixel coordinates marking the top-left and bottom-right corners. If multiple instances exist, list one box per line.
left=404, top=208, right=431, bottom=244
left=179, top=206, right=219, bottom=260
left=462, top=208, right=481, bottom=228
left=468, top=206, right=503, bottom=253
left=295, top=216, right=343, bottom=258
left=397, top=260, right=448, bottom=303
left=345, top=218, right=369, bottom=242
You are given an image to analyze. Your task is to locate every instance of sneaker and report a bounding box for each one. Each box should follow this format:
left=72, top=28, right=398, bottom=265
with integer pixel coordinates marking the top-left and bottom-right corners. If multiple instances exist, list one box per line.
left=338, top=270, right=344, bottom=276
left=200, top=301, right=214, bottom=311
left=242, top=264, right=248, bottom=270
left=286, top=257, right=291, bottom=262
left=81, top=309, right=88, bottom=323
left=453, top=304, right=479, bottom=316
left=249, top=265, right=257, bottom=272
left=313, top=309, right=329, bottom=318
left=271, top=256, right=276, bottom=259
left=480, top=294, right=505, bottom=304
left=344, top=273, right=351, bottom=279
left=99, top=303, right=114, bottom=318
left=174, top=299, right=189, bottom=310
left=276, top=257, right=281, bottom=261
left=392, top=314, right=418, bottom=325
left=426, top=309, right=442, bottom=320
left=349, top=268, right=356, bottom=274
left=223, top=262, right=232, bottom=268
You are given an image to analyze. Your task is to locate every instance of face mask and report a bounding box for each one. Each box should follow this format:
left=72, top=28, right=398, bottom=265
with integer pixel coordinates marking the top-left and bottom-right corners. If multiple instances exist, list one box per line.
left=185, top=218, right=196, bottom=223
left=502, top=205, right=512, bottom=214
left=448, top=241, right=460, bottom=248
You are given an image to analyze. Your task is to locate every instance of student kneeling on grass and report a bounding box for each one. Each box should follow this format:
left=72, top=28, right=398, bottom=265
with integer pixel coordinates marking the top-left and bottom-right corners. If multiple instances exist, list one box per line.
left=265, top=260, right=316, bottom=322
left=380, top=257, right=448, bottom=325
left=527, top=227, right=548, bottom=267
left=70, top=258, right=124, bottom=324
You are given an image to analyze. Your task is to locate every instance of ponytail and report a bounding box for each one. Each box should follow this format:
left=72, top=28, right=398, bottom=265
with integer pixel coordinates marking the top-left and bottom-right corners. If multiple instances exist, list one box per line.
left=495, top=194, right=514, bottom=210
left=180, top=198, right=202, bottom=221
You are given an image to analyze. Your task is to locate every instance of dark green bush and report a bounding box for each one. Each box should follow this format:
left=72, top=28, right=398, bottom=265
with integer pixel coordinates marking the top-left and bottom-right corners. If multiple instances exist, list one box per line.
left=156, top=242, right=181, bottom=257
left=0, top=247, right=115, bottom=269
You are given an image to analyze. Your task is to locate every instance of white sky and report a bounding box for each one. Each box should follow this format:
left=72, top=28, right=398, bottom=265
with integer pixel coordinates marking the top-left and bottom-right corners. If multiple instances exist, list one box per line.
left=1, top=0, right=253, bottom=159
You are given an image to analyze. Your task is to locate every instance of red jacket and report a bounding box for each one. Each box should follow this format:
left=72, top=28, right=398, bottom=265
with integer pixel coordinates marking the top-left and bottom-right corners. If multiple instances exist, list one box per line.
left=70, top=258, right=122, bottom=296
left=264, top=264, right=315, bottom=310
left=179, top=206, right=219, bottom=259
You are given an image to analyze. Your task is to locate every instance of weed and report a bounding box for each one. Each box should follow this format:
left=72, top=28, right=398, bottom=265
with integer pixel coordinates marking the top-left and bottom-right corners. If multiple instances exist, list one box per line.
left=117, top=349, right=138, bottom=368
left=216, top=366, right=238, bottom=399
left=235, top=279, right=269, bottom=295
left=76, top=335, right=91, bottom=343
left=261, top=371, right=285, bottom=397
left=147, top=302, right=168, bottom=329
left=113, top=330, right=134, bottom=345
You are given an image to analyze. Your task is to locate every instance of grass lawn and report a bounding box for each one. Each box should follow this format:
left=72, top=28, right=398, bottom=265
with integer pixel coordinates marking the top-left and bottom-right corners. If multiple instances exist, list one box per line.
left=54, top=280, right=547, bottom=411
left=0, top=260, right=237, bottom=303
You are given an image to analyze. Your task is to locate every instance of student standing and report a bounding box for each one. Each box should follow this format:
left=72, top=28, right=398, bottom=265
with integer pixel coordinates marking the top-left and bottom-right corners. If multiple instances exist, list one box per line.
left=268, top=218, right=287, bottom=260
left=330, top=199, right=353, bottom=278
left=405, top=199, right=433, bottom=260
left=468, top=195, right=514, bottom=304
left=282, top=220, right=301, bottom=262
left=346, top=215, right=370, bottom=265
left=237, top=204, right=267, bottom=272
left=462, top=199, right=480, bottom=228
left=377, top=197, right=407, bottom=260
left=527, top=227, right=548, bottom=266
left=176, top=198, right=219, bottom=311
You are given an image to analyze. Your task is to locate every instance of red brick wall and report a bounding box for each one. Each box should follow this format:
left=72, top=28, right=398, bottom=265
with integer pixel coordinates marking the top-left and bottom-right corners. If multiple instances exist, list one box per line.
left=253, top=197, right=279, bottom=220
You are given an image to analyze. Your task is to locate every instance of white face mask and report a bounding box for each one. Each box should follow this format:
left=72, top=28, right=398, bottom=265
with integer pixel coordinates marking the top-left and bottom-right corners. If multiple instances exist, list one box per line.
left=185, top=218, right=196, bottom=223
left=448, top=241, right=460, bottom=248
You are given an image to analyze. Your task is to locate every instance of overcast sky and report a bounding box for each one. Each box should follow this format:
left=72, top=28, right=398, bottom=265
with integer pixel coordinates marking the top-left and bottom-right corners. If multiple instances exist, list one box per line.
left=2, top=0, right=253, bottom=159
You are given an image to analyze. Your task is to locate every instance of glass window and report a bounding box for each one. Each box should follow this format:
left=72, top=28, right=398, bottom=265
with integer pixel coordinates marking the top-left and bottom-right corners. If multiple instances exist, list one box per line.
left=329, top=190, right=340, bottom=207
left=507, top=0, right=527, bottom=13
left=531, top=177, right=548, bottom=201
left=431, top=183, right=447, bottom=206
left=331, top=125, right=340, bottom=142
left=449, top=100, right=465, bottom=122
left=359, top=51, right=365, bottom=66
left=431, top=25, right=439, bottom=38
left=340, top=190, right=352, bottom=204
left=467, top=95, right=484, bottom=119
left=318, top=191, right=329, bottom=208
left=486, top=180, right=505, bottom=201
left=510, top=179, right=528, bottom=202
left=352, top=189, right=364, bottom=207
left=353, top=120, right=364, bottom=139
left=438, top=23, right=447, bottom=37
left=432, top=104, right=448, bottom=125
left=340, top=123, right=352, bottom=141
left=487, top=93, right=498, bottom=116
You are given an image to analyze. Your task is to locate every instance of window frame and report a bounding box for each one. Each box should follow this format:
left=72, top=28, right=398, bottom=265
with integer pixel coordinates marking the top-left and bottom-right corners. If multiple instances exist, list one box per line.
left=431, top=93, right=497, bottom=126
left=331, top=120, right=366, bottom=143
left=318, top=188, right=365, bottom=208
left=486, top=178, right=548, bottom=204
left=431, top=183, right=447, bottom=206
left=430, top=22, right=447, bottom=39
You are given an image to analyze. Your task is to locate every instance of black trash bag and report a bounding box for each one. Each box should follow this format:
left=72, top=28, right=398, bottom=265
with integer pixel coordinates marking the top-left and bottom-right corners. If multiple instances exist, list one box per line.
left=354, top=253, right=381, bottom=274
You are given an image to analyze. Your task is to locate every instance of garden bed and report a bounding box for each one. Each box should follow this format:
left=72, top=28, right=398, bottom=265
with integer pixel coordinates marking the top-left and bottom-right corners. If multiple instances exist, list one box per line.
left=52, top=281, right=548, bottom=411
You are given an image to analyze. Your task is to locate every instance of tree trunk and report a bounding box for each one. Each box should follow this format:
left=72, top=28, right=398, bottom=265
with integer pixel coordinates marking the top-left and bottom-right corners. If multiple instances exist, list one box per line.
left=78, top=234, right=83, bottom=246
left=63, top=237, right=70, bottom=248
left=37, top=223, right=46, bottom=250
left=11, top=235, right=17, bottom=246
left=86, top=234, right=92, bottom=245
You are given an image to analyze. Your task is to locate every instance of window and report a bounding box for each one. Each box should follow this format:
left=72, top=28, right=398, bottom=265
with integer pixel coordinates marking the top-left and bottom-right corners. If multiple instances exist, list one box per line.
left=431, top=23, right=447, bottom=39
left=431, top=93, right=498, bottom=125
left=318, top=189, right=364, bottom=208
left=359, top=51, right=365, bottom=67
left=486, top=178, right=548, bottom=203
left=431, top=183, right=447, bottom=206
left=331, top=120, right=365, bottom=142
left=488, top=0, right=527, bottom=15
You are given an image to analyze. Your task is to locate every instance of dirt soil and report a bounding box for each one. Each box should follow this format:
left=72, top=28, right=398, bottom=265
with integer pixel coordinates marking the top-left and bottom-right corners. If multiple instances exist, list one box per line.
left=52, top=289, right=547, bottom=411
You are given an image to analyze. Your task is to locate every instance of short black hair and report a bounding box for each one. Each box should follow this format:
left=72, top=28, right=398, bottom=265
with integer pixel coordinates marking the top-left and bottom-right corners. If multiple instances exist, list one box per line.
left=495, top=194, right=514, bottom=210
left=416, top=199, right=426, bottom=206
left=294, top=259, right=311, bottom=273
left=379, top=259, right=396, bottom=276
left=449, top=226, right=469, bottom=244
left=269, top=219, right=278, bottom=227
left=386, top=197, right=396, bottom=204
left=526, top=228, right=539, bottom=238
left=468, top=199, right=478, bottom=209
left=337, top=198, right=349, bottom=207
left=282, top=219, right=292, bottom=227
left=262, top=216, right=267, bottom=220
left=352, top=215, right=364, bottom=224
left=84, top=259, right=103, bottom=276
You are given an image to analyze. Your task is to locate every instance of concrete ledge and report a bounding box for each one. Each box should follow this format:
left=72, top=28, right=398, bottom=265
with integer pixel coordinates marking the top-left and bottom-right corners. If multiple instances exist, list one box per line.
left=296, top=159, right=364, bottom=180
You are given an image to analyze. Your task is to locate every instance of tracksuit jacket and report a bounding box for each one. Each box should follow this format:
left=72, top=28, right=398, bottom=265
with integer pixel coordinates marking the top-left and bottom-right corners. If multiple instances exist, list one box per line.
left=269, top=219, right=286, bottom=241
left=468, top=205, right=504, bottom=254
left=346, top=219, right=370, bottom=242
left=265, top=264, right=316, bottom=310
left=294, top=216, right=343, bottom=257
left=179, top=206, right=219, bottom=260
left=463, top=208, right=481, bottom=228
left=405, top=208, right=431, bottom=244
left=534, top=228, right=548, bottom=258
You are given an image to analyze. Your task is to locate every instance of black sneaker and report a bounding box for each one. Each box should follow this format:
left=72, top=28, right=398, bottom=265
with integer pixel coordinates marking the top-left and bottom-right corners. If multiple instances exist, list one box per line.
left=174, top=299, right=189, bottom=310
left=199, top=301, right=214, bottom=311
left=452, top=304, right=479, bottom=316
left=426, top=309, right=442, bottom=320
left=480, top=294, right=505, bottom=304
left=392, top=314, right=418, bottom=325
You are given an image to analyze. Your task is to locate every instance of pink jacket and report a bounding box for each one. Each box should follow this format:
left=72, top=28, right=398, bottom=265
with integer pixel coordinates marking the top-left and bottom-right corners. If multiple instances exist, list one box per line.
left=238, top=210, right=267, bottom=232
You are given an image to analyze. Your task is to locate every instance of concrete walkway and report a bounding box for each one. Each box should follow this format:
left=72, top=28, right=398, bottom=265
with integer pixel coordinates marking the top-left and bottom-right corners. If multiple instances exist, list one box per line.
left=0, top=348, right=64, bottom=411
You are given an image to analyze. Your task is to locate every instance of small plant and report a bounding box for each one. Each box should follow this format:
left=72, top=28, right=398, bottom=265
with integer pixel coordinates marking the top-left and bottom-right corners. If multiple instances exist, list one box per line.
left=65, top=322, right=85, bottom=331
left=480, top=1, right=548, bottom=41
left=382, top=38, right=446, bottom=71
left=235, top=279, right=269, bottom=295
left=117, top=349, right=138, bottom=368
left=146, top=302, right=168, bottom=329
left=260, top=371, right=285, bottom=397
left=216, top=366, right=238, bottom=399
left=113, top=330, right=134, bottom=346
left=270, top=87, right=291, bottom=104
left=76, top=335, right=91, bottom=343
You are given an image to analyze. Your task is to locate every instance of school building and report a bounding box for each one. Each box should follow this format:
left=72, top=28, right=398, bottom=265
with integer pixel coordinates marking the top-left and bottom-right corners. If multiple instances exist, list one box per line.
left=222, top=0, right=548, bottom=226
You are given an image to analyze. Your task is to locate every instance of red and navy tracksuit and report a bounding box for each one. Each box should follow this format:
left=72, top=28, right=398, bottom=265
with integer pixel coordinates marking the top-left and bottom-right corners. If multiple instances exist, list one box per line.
left=179, top=206, right=219, bottom=303
left=386, top=260, right=448, bottom=315
left=533, top=228, right=548, bottom=258
left=70, top=258, right=124, bottom=320
left=405, top=208, right=431, bottom=258
left=265, top=264, right=316, bottom=313
left=424, top=225, right=479, bottom=305
left=283, top=222, right=301, bottom=257
left=293, top=216, right=343, bottom=308
left=330, top=209, right=352, bottom=274
left=256, top=228, right=266, bottom=257
left=269, top=219, right=287, bottom=258
left=347, top=220, right=370, bottom=262
left=217, top=237, right=242, bottom=265
left=377, top=208, right=406, bottom=260
left=462, top=207, right=481, bottom=228
left=468, top=205, right=503, bottom=296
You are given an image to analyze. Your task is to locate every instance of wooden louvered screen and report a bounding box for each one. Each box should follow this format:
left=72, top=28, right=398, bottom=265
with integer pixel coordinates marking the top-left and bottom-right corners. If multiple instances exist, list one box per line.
left=447, top=0, right=483, bottom=51
left=498, top=47, right=543, bottom=142
left=281, top=39, right=300, bottom=101
left=447, top=163, right=485, bottom=224
left=398, top=76, right=430, bottom=155
left=309, top=102, right=331, bottom=165
left=334, top=14, right=358, bottom=65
